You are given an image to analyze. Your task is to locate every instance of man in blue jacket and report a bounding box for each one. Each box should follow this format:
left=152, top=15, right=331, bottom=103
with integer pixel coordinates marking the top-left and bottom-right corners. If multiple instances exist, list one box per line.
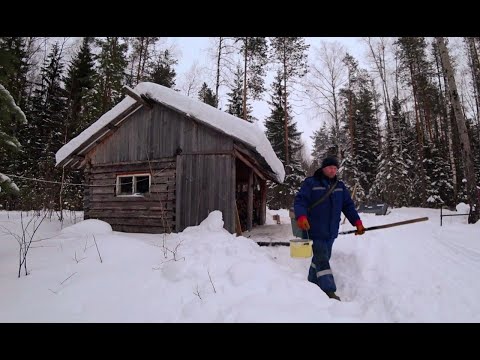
left=294, top=156, right=365, bottom=301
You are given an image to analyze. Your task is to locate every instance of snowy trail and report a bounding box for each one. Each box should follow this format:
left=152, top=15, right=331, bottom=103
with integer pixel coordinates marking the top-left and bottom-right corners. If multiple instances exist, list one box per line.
left=248, top=207, right=480, bottom=322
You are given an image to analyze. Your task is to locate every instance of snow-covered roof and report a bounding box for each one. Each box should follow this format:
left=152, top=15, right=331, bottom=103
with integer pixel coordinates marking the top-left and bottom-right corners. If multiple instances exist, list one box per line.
left=55, top=82, right=285, bottom=183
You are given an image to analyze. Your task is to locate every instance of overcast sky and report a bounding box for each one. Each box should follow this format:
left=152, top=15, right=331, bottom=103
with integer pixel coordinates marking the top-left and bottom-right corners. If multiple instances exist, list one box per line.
left=54, top=36, right=367, bottom=157
left=169, top=37, right=367, bottom=156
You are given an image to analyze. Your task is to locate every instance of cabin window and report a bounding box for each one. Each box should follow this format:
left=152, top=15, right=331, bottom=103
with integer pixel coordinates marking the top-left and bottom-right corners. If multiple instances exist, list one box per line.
left=116, top=173, right=151, bottom=196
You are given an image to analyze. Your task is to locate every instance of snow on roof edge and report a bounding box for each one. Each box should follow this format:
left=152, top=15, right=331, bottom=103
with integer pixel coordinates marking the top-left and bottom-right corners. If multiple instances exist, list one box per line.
left=55, top=96, right=137, bottom=166
left=56, top=82, right=285, bottom=183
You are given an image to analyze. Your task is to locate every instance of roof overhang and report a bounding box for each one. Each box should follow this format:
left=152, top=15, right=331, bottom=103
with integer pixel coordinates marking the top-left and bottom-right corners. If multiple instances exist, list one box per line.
left=233, top=144, right=280, bottom=184
left=55, top=89, right=159, bottom=168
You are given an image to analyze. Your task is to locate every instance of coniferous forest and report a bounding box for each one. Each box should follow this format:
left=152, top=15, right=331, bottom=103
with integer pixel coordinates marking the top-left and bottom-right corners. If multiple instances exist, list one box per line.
left=1, top=37, right=479, bottom=223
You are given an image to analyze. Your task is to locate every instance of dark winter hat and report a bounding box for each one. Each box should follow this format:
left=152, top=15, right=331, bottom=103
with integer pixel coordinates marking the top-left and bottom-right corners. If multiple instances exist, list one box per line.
left=321, top=156, right=339, bottom=169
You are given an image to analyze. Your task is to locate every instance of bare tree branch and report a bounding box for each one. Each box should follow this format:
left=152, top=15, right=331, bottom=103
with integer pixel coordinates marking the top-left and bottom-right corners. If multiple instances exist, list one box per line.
left=73, top=251, right=87, bottom=263
left=207, top=269, right=216, bottom=294
left=60, top=272, right=77, bottom=285
left=178, top=61, right=207, bottom=97
left=193, top=285, right=202, bottom=300
left=92, top=235, right=103, bottom=263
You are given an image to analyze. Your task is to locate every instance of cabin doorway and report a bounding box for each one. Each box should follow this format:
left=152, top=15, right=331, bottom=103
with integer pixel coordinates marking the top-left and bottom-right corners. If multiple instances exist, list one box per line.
left=235, top=158, right=265, bottom=233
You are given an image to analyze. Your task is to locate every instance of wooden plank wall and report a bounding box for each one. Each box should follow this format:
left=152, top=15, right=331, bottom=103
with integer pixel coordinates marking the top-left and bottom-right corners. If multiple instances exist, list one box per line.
left=85, top=158, right=176, bottom=233
left=88, top=103, right=238, bottom=234
left=176, top=154, right=235, bottom=233
left=91, top=105, right=233, bottom=164
left=83, top=162, right=91, bottom=219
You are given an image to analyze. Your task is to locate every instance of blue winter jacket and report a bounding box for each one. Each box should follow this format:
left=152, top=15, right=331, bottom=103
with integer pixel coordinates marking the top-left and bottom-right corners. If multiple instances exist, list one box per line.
left=294, top=171, right=360, bottom=240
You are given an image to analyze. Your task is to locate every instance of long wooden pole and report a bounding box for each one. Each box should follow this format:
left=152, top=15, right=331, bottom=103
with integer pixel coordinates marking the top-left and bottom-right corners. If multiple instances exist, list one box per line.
left=342, top=183, right=358, bottom=225
left=338, top=217, right=429, bottom=235
left=256, top=217, right=430, bottom=247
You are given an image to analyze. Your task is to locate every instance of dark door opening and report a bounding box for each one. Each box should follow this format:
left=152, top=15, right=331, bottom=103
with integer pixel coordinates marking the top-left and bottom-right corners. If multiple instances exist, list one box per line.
left=235, top=158, right=263, bottom=232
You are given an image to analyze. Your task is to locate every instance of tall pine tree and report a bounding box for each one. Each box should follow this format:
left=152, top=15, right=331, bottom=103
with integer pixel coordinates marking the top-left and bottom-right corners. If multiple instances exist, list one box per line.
left=233, top=37, right=268, bottom=121
left=269, top=37, right=309, bottom=166
left=396, top=37, right=440, bottom=206
left=128, top=37, right=160, bottom=85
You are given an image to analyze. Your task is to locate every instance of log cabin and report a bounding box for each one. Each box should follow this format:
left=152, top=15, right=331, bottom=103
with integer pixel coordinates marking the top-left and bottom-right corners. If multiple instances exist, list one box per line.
left=55, top=82, right=285, bottom=234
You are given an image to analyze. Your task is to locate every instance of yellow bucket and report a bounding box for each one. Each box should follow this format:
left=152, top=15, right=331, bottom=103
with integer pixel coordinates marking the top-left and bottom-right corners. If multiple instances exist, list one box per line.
left=290, top=239, right=313, bottom=258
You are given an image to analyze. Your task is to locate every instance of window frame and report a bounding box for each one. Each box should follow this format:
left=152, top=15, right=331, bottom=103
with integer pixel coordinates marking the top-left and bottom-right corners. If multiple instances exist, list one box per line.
left=115, top=173, right=152, bottom=197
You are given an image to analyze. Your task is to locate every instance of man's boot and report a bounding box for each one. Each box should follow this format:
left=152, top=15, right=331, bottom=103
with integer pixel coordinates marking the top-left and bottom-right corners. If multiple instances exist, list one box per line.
left=326, top=291, right=341, bottom=301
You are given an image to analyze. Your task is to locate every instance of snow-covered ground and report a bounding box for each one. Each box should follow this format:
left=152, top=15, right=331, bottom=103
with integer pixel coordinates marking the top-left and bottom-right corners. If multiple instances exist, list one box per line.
left=0, top=205, right=478, bottom=322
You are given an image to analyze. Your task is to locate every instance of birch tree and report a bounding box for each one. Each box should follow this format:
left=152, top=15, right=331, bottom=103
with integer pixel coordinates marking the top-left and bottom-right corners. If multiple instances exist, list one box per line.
left=305, top=41, right=346, bottom=161
left=208, top=37, right=237, bottom=106
left=178, top=61, right=205, bottom=97
left=364, top=37, right=393, bottom=133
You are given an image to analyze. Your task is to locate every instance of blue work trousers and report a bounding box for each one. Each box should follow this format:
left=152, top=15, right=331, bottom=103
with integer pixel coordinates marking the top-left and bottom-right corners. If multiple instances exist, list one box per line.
left=307, top=238, right=336, bottom=293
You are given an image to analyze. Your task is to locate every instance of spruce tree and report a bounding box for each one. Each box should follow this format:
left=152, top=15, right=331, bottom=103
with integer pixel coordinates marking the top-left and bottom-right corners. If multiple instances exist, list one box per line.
left=338, top=55, right=380, bottom=201
left=0, top=37, right=29, bottom=109
left=94, top=37, right=128, bottom=115
left=338, top=152, right=366, bottom=202
left=0, top=84, right=26, bottom=199
left=19, top=43, right=66, bottom=209
left=264, top=71, right=305, bottom=209
left=148, top=49, right=177, bottom=88
left=61, top=37, right=97, bottom=210
left=310, top=123, right=336, bottom=170
left=355, top=73, right=380, bottom=192
left=424, top=141, right=453, bottom=207
left=64, top=37, right=96, bottom=138
left=198, top=82, right=218, bottom=107
left=0, top=38, right=30, bottom=202
left=225, top=65, right=253, bottom=121
left=369, top=96, right=413, bottom=207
